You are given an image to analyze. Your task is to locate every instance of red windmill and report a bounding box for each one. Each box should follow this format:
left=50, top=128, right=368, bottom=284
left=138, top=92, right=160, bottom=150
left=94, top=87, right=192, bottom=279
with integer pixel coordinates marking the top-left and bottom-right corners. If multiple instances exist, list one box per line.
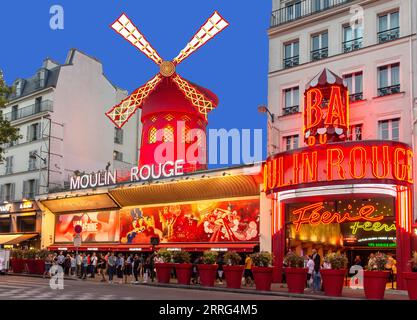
left=106, top=12, right=229, bottom=172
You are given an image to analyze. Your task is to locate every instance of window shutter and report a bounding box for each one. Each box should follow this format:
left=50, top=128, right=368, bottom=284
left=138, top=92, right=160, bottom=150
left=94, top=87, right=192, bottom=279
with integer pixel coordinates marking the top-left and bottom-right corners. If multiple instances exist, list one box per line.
left=37, top=122, right=42, bottom=140
left=0, top=185, right=4, bottom=202
left=35, top=179, right=40, bottom=196
left=10, top=183, right=15, bottom=201
left=27, top=125, right=31, bottom=142
left=22, top=181, right=28, bottom=199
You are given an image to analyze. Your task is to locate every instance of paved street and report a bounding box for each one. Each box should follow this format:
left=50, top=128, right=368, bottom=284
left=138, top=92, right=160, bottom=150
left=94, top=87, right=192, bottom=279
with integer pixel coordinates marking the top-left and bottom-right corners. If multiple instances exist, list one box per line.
left=0, top=276, right=308, bottom=300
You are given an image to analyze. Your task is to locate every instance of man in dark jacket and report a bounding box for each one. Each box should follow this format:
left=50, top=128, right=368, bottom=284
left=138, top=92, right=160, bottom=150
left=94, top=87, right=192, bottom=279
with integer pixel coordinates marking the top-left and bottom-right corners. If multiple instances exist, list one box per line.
left=312, top=249, right=321, bottom=292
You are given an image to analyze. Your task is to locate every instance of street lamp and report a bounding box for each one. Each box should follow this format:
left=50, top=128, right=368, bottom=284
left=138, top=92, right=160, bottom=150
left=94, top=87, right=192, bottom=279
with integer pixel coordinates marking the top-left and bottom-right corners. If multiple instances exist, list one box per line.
left=29, top=151, right=47, bottom=164
left=258, top=105, right=275, bottom=123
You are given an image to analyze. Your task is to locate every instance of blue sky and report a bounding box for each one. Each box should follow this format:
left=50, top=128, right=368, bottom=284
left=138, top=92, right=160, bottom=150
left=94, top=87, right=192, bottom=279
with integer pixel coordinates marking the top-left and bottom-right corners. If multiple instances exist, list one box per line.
left=0, top=0, right=271, bottom=167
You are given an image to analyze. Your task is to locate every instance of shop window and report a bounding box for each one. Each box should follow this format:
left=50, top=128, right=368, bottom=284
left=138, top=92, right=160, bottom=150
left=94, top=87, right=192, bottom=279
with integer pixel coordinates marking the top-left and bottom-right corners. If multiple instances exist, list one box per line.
left=148, top=127, right=157, bottom=144
left=16, top=215, right=36, bottom=233
left=163, top=125, right=174, bottom=142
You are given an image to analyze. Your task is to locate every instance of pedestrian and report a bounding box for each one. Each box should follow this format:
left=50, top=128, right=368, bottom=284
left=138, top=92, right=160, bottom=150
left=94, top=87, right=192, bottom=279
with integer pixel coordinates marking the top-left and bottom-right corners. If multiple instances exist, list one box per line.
left=306, top=255, right=314, bottom=288
left=76, top=252, right=82, bottom=277
left=116, top=253, right=125, bottom=284
left=124, top=254, right=132, bottom=284
left=216, top=254, right=224, bottom=284
left=353, top=255, right=362, bottom=267
left=81, top=253, right=88, bottom=280
left=57, top=251, right=65, bottom=269
left=143, top=256, right=151, bottom=283
left=312, top=249, right=321, bottom=292
left=150, top=253, right=155, bottom=282
left=138, top=254, right=144, bottom=278
left=132, top=254, right=140, bottom=284
left=70, top=254, right=76, bottom=276
left=244, top=254, right=253, bottom=286
left=64, top=254, right=71, bottom=276
left=97, top=253, right=106, bottom=282
left=90, top=252, right=97, bottom=278
left=107, top=252, right=117, bottom=284
left=43, top=253, right=53, bottom=278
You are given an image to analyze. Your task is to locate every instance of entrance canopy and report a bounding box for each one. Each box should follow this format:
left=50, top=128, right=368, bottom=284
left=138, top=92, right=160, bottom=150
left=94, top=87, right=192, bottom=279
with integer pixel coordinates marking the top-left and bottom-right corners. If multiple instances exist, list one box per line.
left=0, top=233, right=38, bottom=245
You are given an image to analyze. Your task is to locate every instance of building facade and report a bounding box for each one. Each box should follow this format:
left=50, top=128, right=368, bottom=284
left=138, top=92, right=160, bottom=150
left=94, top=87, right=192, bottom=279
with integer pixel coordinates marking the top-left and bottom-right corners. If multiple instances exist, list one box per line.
left=266, top=0, right=417, bottom=288
left=0, top=49, right=141, bottom=248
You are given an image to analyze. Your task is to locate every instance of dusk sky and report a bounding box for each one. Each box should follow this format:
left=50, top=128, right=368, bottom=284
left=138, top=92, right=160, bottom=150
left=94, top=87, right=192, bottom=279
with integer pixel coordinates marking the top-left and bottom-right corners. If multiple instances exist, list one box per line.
left=0, top=1, right=271, bottom=167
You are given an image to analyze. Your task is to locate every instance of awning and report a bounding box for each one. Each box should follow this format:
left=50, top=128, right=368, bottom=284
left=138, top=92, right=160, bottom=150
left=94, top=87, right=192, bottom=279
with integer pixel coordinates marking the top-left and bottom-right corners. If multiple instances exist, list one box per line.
left=0, top=233, right=38, bottom=245
left=40, top=193, right=120, bottom=213
left=48, top=244, right=153, bottom=252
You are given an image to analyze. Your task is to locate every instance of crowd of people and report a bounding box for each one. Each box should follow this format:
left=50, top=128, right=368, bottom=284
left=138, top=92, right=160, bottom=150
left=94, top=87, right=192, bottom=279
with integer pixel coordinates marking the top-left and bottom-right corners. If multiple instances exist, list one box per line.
left=42, top=251, right=233, bottom=285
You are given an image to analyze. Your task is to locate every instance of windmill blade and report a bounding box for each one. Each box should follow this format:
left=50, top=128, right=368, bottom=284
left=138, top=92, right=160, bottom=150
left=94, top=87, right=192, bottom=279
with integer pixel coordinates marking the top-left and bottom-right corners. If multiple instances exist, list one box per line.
left=106, top=74, right=162, bottom=128
left=111, top=13, right=163, bottom=65
left=173, top=11, right=229, bottom=65
left=172, top=74, right=216, bottom=119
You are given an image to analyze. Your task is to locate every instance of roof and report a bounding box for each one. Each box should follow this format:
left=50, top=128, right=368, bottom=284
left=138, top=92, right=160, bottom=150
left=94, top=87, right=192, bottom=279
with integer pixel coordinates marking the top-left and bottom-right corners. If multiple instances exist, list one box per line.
left=306, top=68, right=346, bottom=90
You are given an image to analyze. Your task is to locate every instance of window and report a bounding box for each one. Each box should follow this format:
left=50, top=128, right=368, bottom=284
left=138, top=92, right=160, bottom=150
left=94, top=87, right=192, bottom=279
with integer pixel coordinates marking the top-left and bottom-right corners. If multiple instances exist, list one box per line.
left=0, top=183, right=15, bottom=202
left=285, top=1, right=301, bottom=21
left=378, top=63, right=400, bottom=96
left=283, top=87, right=300, bottom=115
left=113, top=151, right=123, bottom=162
left=35, top=97, right=42, bottom=113
left=343, top=72, right=363, bottom=101
left=284, top=40, right=299, bottom=68
left=27, top=123, right=41, bottom=142
left=343, top=23, right=363, bottom=52
left=378, top=119, right=399, bottom=141
left=16, top=216, right=36, bottom=232
left=11, top=105, right=18, bottom=121
left=0, top=217, right=10, bottom=233
left=23, top=179, right=38, bottom=199
left=312, top=0, right=330, bottom=12
left=284, top=135, right=299, bottom=151
left=148, top=127, right=157, bottom=144
left=348, top=124, right=363, bottom=141
left=28, top=151, right=37, bottom=171
left=114, top=127, right=123, bottom=144
left=311, top=31, right=328, bottom=61
left=378, top=11, right=399, bottom=43
left=5, top=156, right=13, bottom=175
left=163, top=125, right=174, bottom=142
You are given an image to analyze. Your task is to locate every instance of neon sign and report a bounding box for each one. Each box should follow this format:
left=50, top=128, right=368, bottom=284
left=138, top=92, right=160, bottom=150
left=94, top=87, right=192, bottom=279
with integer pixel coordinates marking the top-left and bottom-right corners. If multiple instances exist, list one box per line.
left=264, top=141, right=413, bottom=193
left=70, top=159, right=184, bottom=190
left=291, top=202, right=383, bottom=232
left=350, top=221, right=396, bottom=235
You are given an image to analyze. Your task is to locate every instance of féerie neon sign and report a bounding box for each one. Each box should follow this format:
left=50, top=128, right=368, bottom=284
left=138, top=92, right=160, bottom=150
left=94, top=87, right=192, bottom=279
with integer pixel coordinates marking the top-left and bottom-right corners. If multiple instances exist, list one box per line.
left=291, top=202, right=383, bottom=232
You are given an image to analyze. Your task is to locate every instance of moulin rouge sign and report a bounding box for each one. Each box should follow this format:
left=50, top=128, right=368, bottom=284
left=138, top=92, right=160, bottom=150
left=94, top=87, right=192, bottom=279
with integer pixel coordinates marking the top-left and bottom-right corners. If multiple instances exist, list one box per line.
left=264, top=69, right=414, bottom=194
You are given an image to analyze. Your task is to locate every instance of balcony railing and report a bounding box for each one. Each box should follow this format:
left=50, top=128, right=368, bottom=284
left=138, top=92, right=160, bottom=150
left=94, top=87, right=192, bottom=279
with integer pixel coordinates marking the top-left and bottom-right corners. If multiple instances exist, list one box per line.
left=3, top=100, right=53, bottom=122
left=283, top=105, right=300, bottom=116
left=343, top=38, right=363, bottom=53
left=378, top=27, right=400, bottom=44
left=311, top=47, right=328, bottom=61
left=270, top=0, right=353, bottom=28
left=283, top=56, right=300, bottom=69
left=349, top=92, right=363, bottom=102
left=377, top=84, right=401, bottom=97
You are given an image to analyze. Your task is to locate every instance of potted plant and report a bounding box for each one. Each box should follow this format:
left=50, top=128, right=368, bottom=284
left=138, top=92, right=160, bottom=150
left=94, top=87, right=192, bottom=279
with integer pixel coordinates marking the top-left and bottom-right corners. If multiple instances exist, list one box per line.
left=251, top=251, right=274, bottom=291
left=223, top=251, right=244, bottom=289
left=198, top=251, right=218, bottom=287
left=172, top=251, right=193, bottom=285
left=320, top=252, right=348, bottom=297
left=404, top=251, right=417, bottom=300
left=154, top=249, right=174, bottom=284
left=283, top=251, right=308, bottom=294
left=364, top=252, right=390, bottom=300
left=10, top=249, right=25, bottom=273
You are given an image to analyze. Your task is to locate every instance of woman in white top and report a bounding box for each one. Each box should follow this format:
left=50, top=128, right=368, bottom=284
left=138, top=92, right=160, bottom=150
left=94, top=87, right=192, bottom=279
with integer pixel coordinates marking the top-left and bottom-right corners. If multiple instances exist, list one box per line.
left=306, top=256, right=315, bottom=288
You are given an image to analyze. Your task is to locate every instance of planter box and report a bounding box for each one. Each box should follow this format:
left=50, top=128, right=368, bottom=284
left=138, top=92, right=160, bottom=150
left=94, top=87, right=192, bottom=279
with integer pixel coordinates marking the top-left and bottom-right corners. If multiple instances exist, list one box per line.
left=284, top=268, right=308, bottom=294
left=403, top=272, right=417, bottom=300
left=175, top=263, right=193, bottom=285
left=26, top=259, right=37, bottom=274
left=252, top=266, right=274, bottom=291
left=364, top=271, right=389, bottom=300
left=34, top=260, right=45, bottom=275
left=155, top=263, right=174, bottom=284
left=198, top=264, right=218, bottom=287
left=320, top=269, right=347, bottom=297
left=11, top=258, right=25, bottom=273
left=223, top=265, right=245, bottom=289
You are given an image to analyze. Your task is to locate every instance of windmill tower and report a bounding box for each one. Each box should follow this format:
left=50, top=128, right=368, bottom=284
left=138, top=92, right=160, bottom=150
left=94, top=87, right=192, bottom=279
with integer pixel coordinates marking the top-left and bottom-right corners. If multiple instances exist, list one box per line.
left=106, top=12, right=229, bottom=172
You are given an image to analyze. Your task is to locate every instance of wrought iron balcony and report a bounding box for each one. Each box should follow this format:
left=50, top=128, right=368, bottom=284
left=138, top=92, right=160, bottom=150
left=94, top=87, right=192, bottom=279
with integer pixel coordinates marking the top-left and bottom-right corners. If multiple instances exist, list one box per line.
left=283, top=105, right=300, bottom=116
left=283, top=56, right=300, bottom=69
left=311, top=48, right=328, bottom=61
left=343, top=38, right=363, bottom=53
left=270, top=0, right=353, bottom=28
left=377, top=84, right=401, bottom=97
left=349, top=92, right=363, bottom=102
left=3, top=100, right=53, bottom=122
left=378, top=27, right=400, bottom=44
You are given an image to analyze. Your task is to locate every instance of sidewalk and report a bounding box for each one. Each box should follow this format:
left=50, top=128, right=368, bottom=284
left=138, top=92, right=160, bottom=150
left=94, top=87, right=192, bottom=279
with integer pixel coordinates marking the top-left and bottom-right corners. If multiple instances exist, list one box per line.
left=5, top=272, right=409, bottom=300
